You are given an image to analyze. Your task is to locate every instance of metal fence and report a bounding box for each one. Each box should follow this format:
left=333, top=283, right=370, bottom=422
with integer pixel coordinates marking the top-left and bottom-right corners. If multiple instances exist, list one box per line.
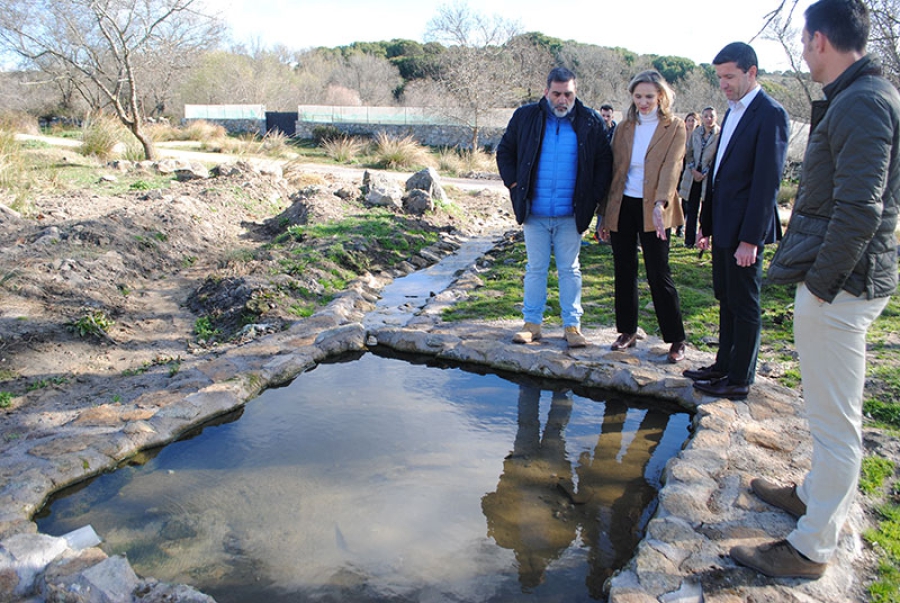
left=184, top=104, right=266, bottom=120
left=297, top=105, right=513, bottom=128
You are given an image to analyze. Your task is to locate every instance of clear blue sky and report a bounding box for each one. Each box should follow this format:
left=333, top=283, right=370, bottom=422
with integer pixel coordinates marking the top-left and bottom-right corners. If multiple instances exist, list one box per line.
left=205, top=0, right=814, bottom=71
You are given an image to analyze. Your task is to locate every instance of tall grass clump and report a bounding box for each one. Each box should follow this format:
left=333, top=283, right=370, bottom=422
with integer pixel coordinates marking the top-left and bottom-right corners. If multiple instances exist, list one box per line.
left=0, top=127, right=24, bottom=192
left=257, top=130, right=293, bottom=158
left=371, top=132, right=432, bottom=170
left=321, top=135, right=367, bottom=163
left=181, top=120, right=227, bottom=142
left=80, top=113, right=128, bottom=160
left=0, top=110, right=40, bottom=135
left=438, top=147, right=496, bottom=176
left=0, top=111, right=38, bottom=203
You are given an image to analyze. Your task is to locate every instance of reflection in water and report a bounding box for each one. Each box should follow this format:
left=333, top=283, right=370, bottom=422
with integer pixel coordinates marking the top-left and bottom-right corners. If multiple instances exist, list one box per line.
left=482, top=386, right=670, bottom=597
left=36, top=353, right=689, bottom=602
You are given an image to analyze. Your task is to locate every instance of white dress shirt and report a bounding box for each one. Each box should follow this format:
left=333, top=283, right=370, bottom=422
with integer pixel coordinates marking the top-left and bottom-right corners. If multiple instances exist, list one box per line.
left=713, top=85, right=761, bottom=176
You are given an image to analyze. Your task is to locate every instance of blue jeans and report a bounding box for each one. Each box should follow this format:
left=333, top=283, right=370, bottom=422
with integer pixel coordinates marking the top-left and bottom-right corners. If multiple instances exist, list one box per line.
left=522, top=215, right=583, bottom=327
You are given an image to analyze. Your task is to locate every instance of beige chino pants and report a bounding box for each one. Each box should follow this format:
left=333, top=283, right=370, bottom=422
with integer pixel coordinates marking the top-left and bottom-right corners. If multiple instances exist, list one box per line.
left=788, top=282, right=889, bottom=563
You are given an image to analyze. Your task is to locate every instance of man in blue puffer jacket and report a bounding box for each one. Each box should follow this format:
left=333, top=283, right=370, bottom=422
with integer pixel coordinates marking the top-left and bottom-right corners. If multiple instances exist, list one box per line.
left=496, top=67, right=613, bottom=347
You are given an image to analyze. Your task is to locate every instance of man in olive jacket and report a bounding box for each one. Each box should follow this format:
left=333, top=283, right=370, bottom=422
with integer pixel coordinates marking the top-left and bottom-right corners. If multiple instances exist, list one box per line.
left=731, top=0, right=900, bottom=579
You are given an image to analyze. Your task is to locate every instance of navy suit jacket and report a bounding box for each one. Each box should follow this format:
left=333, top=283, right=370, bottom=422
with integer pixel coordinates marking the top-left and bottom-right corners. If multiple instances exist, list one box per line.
left=700, top=89, right=789, bottom=248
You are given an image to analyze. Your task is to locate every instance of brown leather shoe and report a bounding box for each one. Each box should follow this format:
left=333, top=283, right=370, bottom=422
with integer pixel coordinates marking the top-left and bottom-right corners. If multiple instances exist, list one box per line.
left=751, top=478, right=807, bottom=518
left=667, top=341, right=686, bottom=363
left=730, top=539, right=827, bottom=579
left=693, top=379, right=749, bottom=399
left=682, top=364, right=727, bottom=381
left=610, top=332, right=637, bottom=351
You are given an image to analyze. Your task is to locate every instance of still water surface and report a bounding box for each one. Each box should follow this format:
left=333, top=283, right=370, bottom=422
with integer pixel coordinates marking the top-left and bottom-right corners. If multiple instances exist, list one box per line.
left=37, top=352, right=690, bottom=602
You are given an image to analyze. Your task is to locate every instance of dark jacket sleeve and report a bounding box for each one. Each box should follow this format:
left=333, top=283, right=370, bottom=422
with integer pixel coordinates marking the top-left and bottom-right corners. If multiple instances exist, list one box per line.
left=805, top=92, right=897, bottom=301
left=496, top=109, right=521, bottom=190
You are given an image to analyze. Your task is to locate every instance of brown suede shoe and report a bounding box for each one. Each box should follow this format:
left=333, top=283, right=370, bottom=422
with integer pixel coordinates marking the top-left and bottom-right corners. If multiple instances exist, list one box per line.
left=730, top=539, right=827, bottom=579
left=512, top=322, right=541, bottom=344
left=564, top=326, right=587, bottom=348
left=751, top=478, right=807, bottom=518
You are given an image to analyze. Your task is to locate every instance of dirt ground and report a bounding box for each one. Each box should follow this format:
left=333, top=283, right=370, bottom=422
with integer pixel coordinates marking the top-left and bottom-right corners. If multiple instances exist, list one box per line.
left=1, top=145, right=898, bottom=600
left=0, top=151, right=513, bottom=417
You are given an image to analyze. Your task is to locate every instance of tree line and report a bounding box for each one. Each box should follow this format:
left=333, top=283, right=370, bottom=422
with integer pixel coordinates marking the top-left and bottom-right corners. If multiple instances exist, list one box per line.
left=0, top=0, right=896, bottom=159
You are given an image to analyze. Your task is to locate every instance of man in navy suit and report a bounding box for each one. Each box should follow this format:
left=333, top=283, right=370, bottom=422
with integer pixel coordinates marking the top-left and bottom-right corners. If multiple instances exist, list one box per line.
left=684, top=42, right=789, bottom=399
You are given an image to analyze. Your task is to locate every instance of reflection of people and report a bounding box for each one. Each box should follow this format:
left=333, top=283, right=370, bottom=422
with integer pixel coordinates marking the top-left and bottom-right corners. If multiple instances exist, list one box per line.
left=678, top=107, right=720, bottom=248
left=482, top=384, right=676, bottom=595
left=481, top=385, right=576, bottom=588
left=497, top=67, right=613, bottom=348
left=685, top=42, right=790, bottom=398
left=732, top=0, right=899, bottom=578
left=597, top=70, right=687, bottom=363
left=572, top=401, right=668, bottom=597
left=600, top=104, right=617, bottom=142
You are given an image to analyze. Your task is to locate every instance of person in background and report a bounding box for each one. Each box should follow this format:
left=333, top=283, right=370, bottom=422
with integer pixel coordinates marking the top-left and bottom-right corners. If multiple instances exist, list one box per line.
left=678, top=107, right=720, bottom=248
left=731, top=0, right=899, bottom=579
left=596, top=70, right=687, bottom=364
left=684, top=42, right=789, bottom=399
left=600, top=104, right=617, bottom=143
left=497, top=67, right=613, bottom=348
left=676, top=112, right=699, bottom=237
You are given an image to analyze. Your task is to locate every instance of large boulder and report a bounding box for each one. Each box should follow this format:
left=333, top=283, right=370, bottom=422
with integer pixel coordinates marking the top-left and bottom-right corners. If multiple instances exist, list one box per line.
left=362, top=170, right=403, bottom=208
left=405, top=167, right=447, bottom=203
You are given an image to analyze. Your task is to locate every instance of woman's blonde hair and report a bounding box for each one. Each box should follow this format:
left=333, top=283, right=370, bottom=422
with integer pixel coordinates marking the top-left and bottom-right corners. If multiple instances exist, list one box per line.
left=625, top=70, right=676, bottom=122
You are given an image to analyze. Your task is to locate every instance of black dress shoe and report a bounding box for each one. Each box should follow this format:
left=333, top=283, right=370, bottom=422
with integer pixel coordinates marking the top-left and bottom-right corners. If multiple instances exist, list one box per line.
left=611, top=332, right=637, bottom=351
left=682, top=364, right=727, bottom=381
left=693, top=379, right=750, bottom=399
left=667, top=341, right=686, bottom=363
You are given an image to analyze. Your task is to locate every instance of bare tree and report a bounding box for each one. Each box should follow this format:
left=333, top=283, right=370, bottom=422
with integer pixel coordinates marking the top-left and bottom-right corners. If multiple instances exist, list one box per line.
left=0, top=0, right=222, bottom=159
left=556, top=43, right=648, bottom=111
left=424, top=1, right=522, bottom=148
left=868, top=0, right=900, bottom=87
left=759, top=0, right=900, bottom=91
left=673, top=67, right=722, bottom=115
left=331, top=53, right=403, bottom=106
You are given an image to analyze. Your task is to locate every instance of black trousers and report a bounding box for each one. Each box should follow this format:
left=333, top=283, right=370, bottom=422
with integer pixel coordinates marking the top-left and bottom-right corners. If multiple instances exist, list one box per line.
left=711, top=243, right=764, bottom=386
left=609, top=196, right=686, bottom=343
left=684, top=180, right=702, bottom=247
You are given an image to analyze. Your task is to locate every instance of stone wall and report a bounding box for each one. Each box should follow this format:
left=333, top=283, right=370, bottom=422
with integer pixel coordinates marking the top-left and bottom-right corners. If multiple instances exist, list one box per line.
left=294, top=122, right=507, bottom=150
left=182, top=118, right=265, bottom=136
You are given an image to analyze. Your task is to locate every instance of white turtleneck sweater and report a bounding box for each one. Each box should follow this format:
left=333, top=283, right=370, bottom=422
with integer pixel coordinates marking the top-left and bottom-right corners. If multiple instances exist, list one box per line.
left=623, top=111, right=659, bottom=199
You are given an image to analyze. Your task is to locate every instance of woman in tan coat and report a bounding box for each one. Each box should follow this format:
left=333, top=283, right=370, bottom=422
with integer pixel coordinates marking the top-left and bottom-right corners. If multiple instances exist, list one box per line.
left=597, top=70, right=687, bottom=362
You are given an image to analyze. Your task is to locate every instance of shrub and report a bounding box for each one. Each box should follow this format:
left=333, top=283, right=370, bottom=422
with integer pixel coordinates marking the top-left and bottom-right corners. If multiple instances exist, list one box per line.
left=0, top=127, right=25, bottom=191
left=321, top=135, right=367, bottom=163
left=80, top=113, right=128, bottom=160
left=371, top=131, right=432, bottom=170
left=438, top=147, right=496, bottom=176
left=181, top=120, right=227, bottom=142
left=257, top=130, right=293, bottom=158
left=0, top=110, right=40, bottom=135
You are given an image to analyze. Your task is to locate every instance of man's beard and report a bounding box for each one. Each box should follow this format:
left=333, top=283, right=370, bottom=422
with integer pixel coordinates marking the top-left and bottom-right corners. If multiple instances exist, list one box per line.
left=552, top=103, right=573, bottom=118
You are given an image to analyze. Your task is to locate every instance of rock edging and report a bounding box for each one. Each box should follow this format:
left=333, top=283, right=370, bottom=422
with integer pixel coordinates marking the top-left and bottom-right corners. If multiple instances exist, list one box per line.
left=0, top=234, right=872, bottom=603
